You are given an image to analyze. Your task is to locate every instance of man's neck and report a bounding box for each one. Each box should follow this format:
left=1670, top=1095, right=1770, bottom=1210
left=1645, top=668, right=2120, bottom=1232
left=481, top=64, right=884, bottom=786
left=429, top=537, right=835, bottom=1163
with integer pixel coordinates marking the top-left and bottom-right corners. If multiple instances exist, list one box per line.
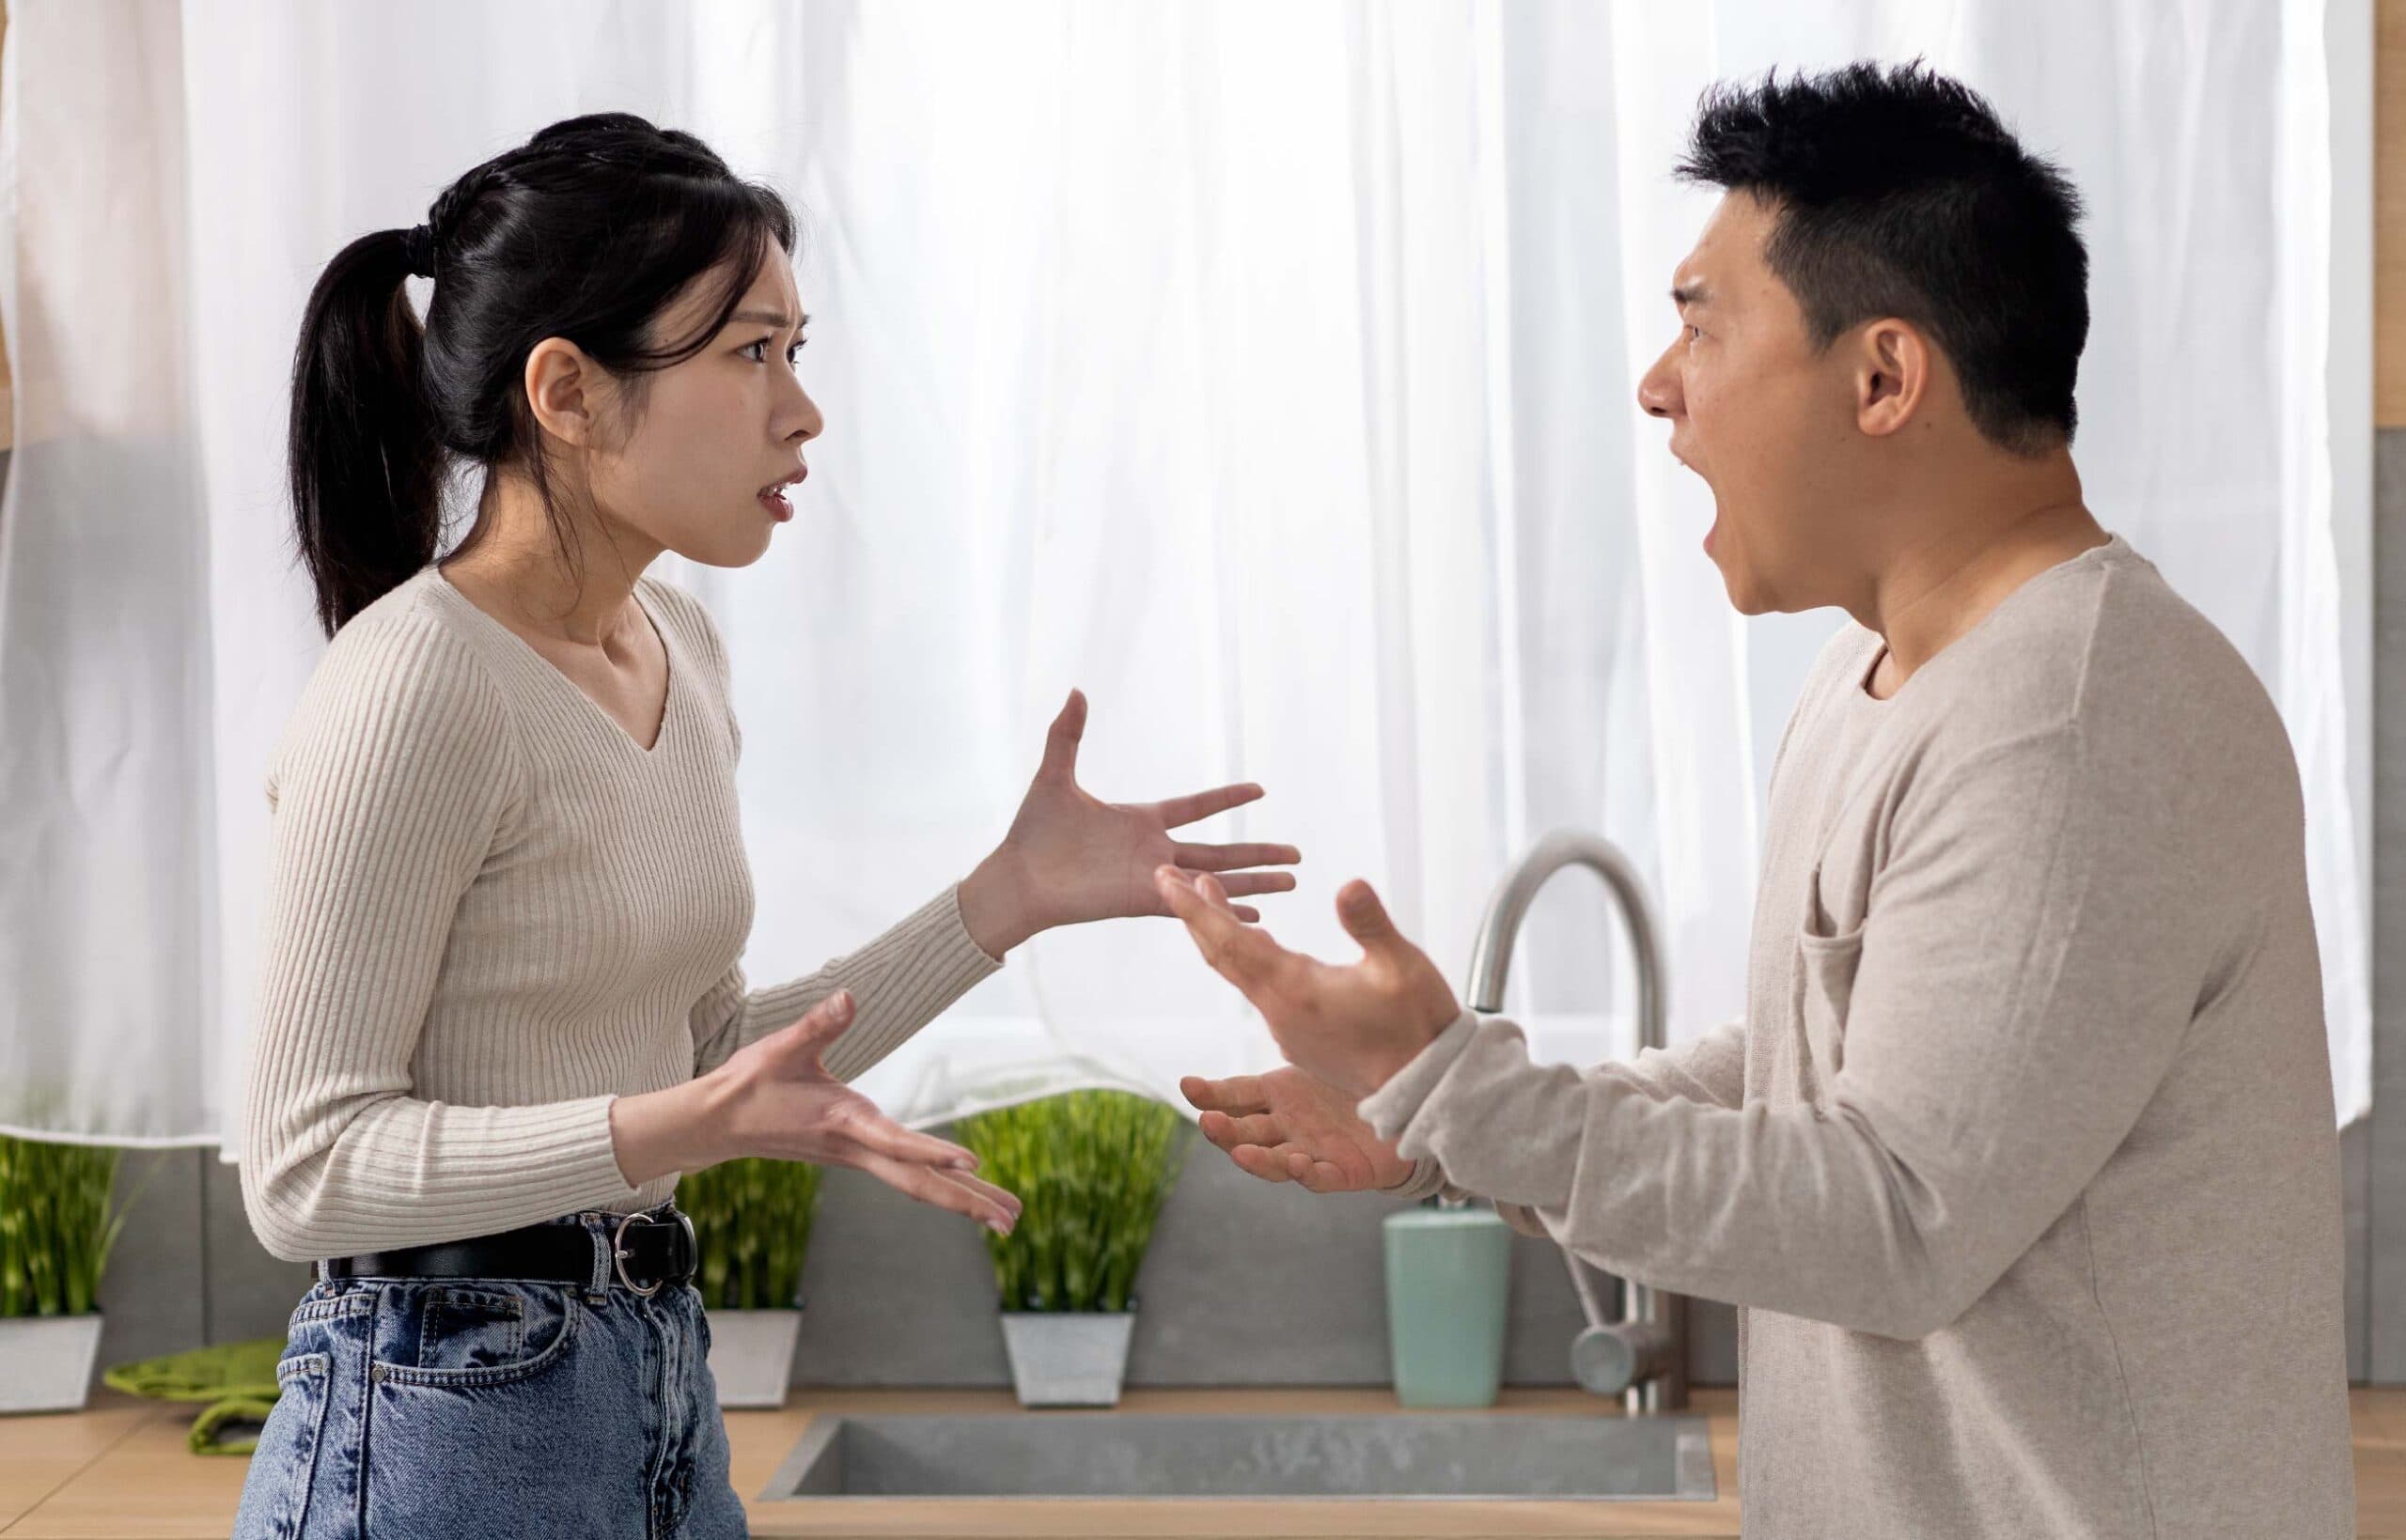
left=1856, top=451, right=2106, bottom=697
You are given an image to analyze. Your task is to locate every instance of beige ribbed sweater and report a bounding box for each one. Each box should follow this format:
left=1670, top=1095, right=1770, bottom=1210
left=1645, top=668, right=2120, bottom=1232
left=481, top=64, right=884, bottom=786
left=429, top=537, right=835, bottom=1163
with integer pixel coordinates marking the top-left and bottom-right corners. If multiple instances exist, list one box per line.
left=240, top=565, right=1001, bottom=1264
left=1365, top=537, right=2354, bottom=1537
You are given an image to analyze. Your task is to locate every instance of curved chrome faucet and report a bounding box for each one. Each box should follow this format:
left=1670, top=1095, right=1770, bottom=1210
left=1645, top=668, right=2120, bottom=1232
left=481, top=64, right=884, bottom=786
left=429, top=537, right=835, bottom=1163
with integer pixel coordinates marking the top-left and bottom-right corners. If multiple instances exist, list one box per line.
left=1461, top=828, right=1689, bottom=1415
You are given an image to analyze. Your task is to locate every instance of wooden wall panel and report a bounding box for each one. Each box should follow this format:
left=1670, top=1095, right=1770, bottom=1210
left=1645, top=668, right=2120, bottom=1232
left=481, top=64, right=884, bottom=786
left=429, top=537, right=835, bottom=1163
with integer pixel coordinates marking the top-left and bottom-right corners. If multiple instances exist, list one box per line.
left=2380, top=0, right=2406, bottom=422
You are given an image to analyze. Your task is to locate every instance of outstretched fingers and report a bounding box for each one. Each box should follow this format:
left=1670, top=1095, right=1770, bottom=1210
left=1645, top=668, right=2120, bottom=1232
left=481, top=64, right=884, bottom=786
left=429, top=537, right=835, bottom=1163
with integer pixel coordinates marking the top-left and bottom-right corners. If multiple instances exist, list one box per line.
left=1227, top=1142, right=1304, bottom=1185
left=852, top=1146, right=1021, bottom=1233
left=1153, top=782, right=1267, bottom=829
left=1334, top=879, right=1411, bottom=960
left=1038, top=689, right=1087, bottom=782
left=1174, top=864, right=1299, bottom=904
left=1171, top=842, right=1302, bottom=875
left=1197, top=1108, right=1285, bottom=1150
left=1180, top=1073, right=1271, bottom=1116
left=836, top=1101, right=985, bottom=1173
left=1155, top=867, right=1292, bottom=992
left=768, top=990, right=858, bottom=1070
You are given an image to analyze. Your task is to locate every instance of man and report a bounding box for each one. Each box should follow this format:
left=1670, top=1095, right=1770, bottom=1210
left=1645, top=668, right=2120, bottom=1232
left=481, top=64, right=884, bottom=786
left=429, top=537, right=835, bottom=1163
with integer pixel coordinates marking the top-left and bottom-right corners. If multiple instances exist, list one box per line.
left=1161, top=63, right=2353, bottom=1538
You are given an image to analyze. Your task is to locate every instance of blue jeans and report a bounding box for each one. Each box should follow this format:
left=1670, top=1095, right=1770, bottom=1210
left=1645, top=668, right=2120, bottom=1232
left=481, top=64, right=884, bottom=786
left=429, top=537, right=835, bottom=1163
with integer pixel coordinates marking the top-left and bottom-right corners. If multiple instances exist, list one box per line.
left=230, top=1209, right=746, bottom=1539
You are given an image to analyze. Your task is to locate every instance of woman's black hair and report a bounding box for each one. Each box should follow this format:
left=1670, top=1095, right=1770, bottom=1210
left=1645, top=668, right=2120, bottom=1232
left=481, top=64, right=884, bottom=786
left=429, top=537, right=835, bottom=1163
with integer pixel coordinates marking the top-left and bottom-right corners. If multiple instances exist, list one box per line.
left=287, top=113, right=797, bottom=635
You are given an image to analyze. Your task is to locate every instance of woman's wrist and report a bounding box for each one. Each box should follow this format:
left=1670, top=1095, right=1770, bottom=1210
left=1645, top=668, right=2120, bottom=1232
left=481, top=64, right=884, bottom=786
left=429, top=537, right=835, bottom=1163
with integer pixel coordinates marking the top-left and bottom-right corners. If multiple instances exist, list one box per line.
left=958, top=846, right=1039, bottom=957
left=608, top=1074, right=733, bottom=1189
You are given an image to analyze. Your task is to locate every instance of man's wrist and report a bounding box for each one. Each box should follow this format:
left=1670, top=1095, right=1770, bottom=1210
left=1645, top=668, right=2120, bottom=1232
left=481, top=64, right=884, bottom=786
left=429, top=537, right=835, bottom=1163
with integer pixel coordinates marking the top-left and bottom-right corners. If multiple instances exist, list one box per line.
left=1359, top=1013, right=1450, bottom=1095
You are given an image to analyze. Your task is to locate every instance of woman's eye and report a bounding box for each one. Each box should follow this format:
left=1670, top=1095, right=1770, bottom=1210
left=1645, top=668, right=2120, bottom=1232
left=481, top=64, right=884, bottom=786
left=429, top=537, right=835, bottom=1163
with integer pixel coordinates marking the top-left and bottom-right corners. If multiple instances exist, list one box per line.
left=786, top=338, right=807, bottom=364
left=741, top=338, right=772, bottom=363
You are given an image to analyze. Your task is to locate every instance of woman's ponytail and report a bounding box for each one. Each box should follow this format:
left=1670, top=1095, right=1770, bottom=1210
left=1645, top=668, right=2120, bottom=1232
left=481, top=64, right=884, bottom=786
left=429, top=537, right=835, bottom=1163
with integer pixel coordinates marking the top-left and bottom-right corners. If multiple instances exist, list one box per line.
left=287, top=226, right=443, bottom=637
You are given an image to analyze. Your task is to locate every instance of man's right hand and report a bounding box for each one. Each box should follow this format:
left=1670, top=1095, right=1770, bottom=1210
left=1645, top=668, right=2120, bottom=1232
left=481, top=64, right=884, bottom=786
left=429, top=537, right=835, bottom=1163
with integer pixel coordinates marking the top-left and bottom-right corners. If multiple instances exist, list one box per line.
left=1179, top=1064, right=1416, bottom=1193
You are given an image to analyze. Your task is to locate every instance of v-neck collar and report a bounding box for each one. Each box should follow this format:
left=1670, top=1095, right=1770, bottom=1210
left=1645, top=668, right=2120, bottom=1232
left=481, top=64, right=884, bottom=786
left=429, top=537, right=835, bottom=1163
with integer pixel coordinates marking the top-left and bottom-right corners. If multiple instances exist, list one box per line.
left=425, top=565, right=679, bottom=757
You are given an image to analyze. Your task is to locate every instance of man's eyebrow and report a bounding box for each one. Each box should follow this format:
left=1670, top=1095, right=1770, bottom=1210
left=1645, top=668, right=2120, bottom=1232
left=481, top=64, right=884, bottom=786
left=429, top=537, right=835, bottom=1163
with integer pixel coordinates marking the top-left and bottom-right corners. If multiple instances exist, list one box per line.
left=728, top=308, right=809, bottom=329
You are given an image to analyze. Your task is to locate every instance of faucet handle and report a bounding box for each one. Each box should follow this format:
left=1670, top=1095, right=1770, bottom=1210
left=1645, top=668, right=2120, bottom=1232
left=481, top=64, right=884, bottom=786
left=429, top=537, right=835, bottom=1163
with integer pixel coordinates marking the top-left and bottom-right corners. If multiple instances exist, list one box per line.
left=1570, top=1319, right=1675, bottom=1397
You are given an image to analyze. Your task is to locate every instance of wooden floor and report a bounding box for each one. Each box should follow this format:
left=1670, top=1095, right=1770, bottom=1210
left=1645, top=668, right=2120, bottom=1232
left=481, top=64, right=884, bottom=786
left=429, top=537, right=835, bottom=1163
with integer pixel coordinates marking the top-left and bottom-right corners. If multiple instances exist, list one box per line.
left=3, top=1384, right=2402, bottom=1537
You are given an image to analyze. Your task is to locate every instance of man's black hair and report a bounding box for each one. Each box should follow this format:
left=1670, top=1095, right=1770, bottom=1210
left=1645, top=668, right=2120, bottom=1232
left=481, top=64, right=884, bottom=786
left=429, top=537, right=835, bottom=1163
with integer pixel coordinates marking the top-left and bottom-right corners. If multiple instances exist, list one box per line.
left=1676, top=62, right=2088, bottom=454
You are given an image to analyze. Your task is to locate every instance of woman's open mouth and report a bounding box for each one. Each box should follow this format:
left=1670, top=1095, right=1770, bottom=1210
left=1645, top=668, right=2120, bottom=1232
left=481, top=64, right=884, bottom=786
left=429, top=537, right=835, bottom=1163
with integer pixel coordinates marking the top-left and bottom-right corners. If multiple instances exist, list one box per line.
left=758, top=468, right=807, bottom=522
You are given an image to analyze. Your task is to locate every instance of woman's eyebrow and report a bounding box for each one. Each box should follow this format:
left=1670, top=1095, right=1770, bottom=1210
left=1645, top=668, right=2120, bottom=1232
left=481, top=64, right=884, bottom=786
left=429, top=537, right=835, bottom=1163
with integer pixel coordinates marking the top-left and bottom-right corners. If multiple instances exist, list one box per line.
left=728, top=308, right=809, bottom=329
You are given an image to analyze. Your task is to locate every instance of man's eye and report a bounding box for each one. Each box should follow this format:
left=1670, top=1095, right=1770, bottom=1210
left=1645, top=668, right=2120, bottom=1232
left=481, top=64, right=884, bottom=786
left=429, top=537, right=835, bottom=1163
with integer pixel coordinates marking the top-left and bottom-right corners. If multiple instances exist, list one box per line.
left=1686, top=324, right=1703, bottom=342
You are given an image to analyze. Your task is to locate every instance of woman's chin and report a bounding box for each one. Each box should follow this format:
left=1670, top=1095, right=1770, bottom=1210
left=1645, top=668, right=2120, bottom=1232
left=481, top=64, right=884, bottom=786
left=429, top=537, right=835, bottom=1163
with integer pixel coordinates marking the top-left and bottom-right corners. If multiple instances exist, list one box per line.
left=661, top=529, right=773, bottom=569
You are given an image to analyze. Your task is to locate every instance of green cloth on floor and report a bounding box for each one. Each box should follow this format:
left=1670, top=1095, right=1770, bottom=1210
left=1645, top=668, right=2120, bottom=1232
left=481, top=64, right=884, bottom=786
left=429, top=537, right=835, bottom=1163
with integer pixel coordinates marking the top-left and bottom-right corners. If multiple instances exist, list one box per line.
left=102, top=1336, right=286, bottom=1455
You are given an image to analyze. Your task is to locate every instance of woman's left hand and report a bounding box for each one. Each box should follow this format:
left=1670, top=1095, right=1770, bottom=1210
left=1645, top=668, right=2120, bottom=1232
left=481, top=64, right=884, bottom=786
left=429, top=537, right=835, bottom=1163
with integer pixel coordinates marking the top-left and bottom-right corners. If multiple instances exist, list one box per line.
left=958, top=690, right=1301, bottom=956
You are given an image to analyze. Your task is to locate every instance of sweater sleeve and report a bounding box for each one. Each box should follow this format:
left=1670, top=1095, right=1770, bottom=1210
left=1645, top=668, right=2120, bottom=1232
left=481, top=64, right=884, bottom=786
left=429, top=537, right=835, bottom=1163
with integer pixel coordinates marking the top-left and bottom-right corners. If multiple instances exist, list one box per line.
left=240, top=617, right=646, bottom=1263
left=687, top=885, right=1004, bottom=1080
left=1356, top=725, right=2207, bottom=1340
left=1373, top=636, right=1854, bottom=1226
left=1376, top=1018, right=1747, bottom=1235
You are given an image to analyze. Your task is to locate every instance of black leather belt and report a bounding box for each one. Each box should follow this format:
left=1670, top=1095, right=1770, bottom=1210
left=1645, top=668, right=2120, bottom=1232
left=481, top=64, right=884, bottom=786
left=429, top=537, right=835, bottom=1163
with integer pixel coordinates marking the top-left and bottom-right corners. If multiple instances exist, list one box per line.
left=317, top=1206, right=698, bottom=1298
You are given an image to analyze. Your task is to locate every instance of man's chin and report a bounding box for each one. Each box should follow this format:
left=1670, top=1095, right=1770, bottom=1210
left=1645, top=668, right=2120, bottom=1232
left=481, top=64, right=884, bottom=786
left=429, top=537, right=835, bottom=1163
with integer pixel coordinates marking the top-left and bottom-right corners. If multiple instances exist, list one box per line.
left=1709, top=550, right=1775, bottom=616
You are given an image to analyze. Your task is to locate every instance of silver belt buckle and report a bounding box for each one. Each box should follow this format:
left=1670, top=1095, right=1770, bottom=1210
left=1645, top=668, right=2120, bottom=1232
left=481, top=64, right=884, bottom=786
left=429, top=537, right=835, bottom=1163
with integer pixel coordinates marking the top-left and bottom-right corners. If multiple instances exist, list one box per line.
left=613, top=1212, right=664, bottom=1298
left=612, top=1207, right=697, bottom=1297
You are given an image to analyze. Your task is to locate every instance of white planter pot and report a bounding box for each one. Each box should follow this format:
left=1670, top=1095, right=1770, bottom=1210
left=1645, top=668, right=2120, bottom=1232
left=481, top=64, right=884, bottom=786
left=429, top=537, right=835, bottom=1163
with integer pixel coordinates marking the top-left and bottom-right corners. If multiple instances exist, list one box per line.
left=0, top=1314, right=103, bottom=1415
left=999, top=1308, right=1137, bottom=1408
left=704, top=1306, right=803, bottom=1408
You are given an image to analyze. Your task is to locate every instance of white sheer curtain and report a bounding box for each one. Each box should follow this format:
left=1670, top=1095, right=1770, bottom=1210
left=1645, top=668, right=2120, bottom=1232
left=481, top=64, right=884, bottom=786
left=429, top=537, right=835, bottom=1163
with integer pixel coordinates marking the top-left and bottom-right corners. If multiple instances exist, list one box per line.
left=0, top=0, right=2369, bottom=1148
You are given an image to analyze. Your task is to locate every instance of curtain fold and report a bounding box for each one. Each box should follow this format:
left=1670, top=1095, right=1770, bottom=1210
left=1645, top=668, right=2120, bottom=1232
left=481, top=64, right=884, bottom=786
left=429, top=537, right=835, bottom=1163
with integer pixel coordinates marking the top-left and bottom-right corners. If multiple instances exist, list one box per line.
left=0, top=0, right=2369, bottom=1147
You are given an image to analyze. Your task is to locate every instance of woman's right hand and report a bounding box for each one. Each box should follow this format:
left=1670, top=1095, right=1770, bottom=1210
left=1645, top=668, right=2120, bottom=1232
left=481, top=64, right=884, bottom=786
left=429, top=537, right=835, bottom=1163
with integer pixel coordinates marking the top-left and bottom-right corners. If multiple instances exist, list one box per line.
left=613, top=991, right=1021, bottom=1237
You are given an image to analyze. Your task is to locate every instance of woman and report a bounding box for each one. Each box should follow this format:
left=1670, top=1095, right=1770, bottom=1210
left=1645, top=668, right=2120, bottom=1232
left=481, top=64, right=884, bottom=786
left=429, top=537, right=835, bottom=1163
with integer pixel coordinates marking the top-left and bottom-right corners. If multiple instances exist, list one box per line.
left=233, top=114, right=1299, bottom=1539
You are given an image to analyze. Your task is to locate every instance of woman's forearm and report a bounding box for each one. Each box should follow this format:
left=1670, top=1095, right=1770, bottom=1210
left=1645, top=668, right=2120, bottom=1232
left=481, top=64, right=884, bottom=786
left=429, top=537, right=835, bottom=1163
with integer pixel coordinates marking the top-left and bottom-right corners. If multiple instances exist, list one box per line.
left=609, top=1074, right=732, bottom=1188
left=957, top=846, right=1037, bottom=956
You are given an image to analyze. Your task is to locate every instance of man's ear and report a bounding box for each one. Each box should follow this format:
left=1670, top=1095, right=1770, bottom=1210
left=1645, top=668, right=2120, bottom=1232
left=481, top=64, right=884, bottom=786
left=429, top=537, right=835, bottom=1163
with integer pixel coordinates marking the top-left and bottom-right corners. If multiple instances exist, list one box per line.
left=1852, top=318, right=1934, bottom=440
left=523, top=336, right=605, bottom=449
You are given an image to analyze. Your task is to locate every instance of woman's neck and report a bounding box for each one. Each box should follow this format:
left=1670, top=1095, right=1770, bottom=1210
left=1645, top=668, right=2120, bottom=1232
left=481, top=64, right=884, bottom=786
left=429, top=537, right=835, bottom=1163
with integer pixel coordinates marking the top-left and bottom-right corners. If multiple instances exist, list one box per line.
left=440, top=474, right=661, bottom=646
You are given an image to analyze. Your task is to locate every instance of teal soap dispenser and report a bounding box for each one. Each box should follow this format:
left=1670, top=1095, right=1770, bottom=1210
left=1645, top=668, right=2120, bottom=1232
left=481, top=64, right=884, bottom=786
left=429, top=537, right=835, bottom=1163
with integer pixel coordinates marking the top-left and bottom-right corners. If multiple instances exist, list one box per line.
left=1382, top=1191, right=1513, bottom=1407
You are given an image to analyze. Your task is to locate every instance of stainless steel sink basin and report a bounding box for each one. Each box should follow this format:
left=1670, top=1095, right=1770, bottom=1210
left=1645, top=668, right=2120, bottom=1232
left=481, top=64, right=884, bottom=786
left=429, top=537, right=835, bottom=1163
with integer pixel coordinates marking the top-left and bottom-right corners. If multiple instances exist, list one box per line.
left=757, top=1410, right=1716, bottom=1501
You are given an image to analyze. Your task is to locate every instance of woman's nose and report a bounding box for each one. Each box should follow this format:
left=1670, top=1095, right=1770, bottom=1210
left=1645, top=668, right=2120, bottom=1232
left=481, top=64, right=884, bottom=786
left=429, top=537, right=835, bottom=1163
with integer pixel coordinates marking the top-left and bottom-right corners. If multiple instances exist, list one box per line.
left=786, top=382, right=824, bottom=444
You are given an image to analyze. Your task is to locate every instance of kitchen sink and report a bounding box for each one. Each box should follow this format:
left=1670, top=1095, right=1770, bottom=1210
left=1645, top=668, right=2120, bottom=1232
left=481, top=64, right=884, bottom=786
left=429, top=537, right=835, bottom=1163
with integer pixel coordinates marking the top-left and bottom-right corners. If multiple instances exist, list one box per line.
left=756, top=1409, right=1716, bottom=1501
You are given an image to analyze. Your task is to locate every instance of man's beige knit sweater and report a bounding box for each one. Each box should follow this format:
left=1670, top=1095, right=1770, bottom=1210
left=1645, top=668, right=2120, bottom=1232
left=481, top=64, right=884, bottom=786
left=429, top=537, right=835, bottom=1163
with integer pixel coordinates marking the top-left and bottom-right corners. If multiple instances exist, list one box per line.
left=1367, top=537, right=2354, bottom=1537
left=241, top=566, right=1001, bottom=1263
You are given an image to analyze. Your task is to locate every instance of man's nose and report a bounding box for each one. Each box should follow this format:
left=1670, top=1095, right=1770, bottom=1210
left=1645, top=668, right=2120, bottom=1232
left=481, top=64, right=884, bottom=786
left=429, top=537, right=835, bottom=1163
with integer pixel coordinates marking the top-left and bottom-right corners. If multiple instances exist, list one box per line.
left=1636, top=343, right=1682, bottom=419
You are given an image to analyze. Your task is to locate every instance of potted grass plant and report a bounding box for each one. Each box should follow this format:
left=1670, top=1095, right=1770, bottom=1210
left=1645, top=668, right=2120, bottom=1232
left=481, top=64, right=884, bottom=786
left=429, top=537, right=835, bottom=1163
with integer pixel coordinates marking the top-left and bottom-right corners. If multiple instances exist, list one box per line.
left=680, top=1156, right=820, bottom=1408
left=953, top=1089, right=1189, bottom=1408
left=0, top=1134, right=128, bottom=1414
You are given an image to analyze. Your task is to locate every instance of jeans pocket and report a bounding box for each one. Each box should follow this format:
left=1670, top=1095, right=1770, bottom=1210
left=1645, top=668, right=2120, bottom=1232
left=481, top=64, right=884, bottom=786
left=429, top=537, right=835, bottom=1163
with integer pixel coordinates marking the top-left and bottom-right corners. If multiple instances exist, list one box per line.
left=230, top=1353, right=332, bottom=1540
left=373, top=1283, right=578, bottom=1389
left=414, top=1285, right=526, bottom=1372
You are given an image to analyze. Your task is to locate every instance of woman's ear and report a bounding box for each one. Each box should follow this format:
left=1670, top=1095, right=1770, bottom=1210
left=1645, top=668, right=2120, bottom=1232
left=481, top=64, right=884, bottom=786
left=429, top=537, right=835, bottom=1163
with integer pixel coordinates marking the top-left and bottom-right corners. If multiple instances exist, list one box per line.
left=523, top=336, right=604, bottom=449
left=1853, top=318, right=1932, bottom=440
